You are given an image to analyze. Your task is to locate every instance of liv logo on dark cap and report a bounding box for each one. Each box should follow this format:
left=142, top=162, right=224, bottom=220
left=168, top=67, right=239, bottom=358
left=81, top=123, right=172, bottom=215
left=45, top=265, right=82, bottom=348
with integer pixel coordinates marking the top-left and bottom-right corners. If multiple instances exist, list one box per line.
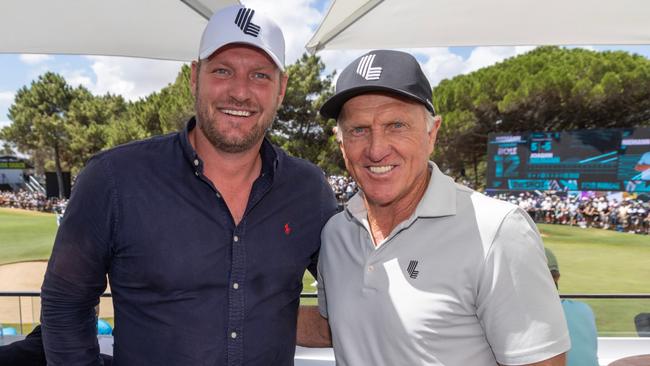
left=234, top=8, right=260, bottom=37
left=356, top=54, right=383, bottom=80
left=319, top=49, right=435, bottom=119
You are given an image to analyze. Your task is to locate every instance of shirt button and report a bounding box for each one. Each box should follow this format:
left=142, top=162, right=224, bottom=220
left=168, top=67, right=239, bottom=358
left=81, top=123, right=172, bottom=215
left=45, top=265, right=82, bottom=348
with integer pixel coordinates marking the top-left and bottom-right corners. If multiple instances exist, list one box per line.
left=233, top=283, right=239, bottom=290
left=233, top=235, right=239, bottom=243
left=194, top=171, right=199, bottom=176
left=368, top=265, right=374, bottom=272
left=231, top=332, right=237, bottom=339
left=216, top=192, right=221, bottom=198
left=193, top=159, right=199, bottom=166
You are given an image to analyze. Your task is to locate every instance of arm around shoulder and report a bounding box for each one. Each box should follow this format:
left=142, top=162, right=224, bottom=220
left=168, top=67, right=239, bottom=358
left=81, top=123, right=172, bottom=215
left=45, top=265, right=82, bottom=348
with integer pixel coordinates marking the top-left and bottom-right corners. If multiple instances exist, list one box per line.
left=297, top=305, right=332, bottom=348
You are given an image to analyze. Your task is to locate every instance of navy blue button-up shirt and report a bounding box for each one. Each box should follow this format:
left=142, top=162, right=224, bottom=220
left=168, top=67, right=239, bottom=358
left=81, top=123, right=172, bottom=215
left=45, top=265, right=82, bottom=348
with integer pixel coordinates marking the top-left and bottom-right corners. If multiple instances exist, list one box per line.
left=41, top=118, right=338, bottom=365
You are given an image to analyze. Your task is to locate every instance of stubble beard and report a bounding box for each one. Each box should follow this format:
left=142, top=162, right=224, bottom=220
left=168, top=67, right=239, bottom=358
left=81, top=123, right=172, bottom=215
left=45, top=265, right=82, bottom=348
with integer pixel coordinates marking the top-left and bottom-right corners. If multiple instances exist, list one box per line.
left=195, top=97, right=276, bottom=154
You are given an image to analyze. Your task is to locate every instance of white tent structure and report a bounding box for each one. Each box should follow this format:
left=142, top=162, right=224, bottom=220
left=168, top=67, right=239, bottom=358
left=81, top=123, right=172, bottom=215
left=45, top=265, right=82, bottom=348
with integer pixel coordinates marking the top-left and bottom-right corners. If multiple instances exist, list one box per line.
left=306, top=0, right=650, bottom=53
left=0, top=0, right=239, bottom=61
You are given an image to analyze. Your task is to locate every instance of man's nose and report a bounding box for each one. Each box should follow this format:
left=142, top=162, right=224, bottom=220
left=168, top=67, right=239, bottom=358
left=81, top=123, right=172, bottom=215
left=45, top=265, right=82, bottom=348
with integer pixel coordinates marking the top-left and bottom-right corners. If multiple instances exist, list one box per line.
left=228, top=75, right=252, bottom=103
left=367, top=130, right=391, bottom=162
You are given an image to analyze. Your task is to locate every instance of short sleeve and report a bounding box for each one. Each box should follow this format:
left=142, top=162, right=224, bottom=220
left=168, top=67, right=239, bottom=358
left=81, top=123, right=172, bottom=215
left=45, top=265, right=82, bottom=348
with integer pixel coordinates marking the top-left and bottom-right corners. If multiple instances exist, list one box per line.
left=476, top=209, right=571, bottom=365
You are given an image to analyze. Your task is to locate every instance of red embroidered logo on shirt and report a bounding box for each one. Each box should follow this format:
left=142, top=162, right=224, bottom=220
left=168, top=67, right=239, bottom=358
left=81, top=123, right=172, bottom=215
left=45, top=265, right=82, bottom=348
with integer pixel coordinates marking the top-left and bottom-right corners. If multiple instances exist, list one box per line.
left=284, top=223, right=292, bottom=235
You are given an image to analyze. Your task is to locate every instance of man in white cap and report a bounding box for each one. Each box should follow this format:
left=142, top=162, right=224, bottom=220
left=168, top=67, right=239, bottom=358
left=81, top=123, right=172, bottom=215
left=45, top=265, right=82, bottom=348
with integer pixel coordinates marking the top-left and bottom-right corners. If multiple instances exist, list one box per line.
left=41, top=5, right=337, bottom=365
left=299, top=50, right=569, bottom=365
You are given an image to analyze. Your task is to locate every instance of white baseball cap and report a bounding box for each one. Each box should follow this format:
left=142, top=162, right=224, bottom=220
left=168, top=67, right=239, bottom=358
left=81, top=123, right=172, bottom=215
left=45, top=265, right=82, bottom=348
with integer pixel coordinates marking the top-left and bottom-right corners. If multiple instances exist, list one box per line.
left=198, top=5, right=285, bottom=70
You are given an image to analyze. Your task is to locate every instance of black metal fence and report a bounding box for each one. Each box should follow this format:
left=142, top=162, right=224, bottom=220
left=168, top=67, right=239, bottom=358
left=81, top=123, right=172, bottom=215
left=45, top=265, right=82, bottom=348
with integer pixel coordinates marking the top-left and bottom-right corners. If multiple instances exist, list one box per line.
left=1, top=292, right=649, bottom=336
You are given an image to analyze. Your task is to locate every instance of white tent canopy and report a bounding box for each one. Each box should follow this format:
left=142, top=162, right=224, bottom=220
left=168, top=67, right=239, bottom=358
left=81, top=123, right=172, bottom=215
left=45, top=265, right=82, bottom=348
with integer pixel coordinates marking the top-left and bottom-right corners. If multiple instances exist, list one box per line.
left=1, top=0, right=239, bottom=61
left=307, top=0, right=650, bottom=53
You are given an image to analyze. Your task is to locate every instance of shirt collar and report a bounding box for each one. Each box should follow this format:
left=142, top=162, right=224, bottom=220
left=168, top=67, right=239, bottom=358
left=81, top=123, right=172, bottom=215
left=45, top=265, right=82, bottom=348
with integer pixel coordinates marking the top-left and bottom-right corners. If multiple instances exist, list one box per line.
left=346, top=161, right=457, bottom=225
left=181, top=117, right=280, bottom=180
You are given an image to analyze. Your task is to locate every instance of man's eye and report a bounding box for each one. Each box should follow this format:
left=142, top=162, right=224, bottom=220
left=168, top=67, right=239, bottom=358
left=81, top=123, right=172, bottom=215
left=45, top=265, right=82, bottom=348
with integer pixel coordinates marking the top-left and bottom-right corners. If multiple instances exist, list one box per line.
left=391, top=121, right=405, bottom=129
left=349, top=127, right=367, bottom=137
left=253, top=72, right=270, bottom=79
left=213, top=68, right=230, bottom=75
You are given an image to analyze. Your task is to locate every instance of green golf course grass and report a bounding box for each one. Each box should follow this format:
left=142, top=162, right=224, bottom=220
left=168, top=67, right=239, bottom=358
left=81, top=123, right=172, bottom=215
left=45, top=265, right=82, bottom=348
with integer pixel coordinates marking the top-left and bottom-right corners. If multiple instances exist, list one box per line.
left=0, top=208, right=57, bottom=265
left=1, top=207, right=648, bottom=336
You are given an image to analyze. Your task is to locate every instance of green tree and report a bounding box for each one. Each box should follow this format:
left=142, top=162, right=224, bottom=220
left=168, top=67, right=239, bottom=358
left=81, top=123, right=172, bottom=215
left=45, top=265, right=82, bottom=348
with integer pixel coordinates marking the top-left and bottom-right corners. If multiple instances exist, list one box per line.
left=273, top=53, right=344, bottom=173
left=105, top=64, right=194, bottom=149
left=66, top=91, right=127, bottom=171
left=1, top=141, right=15, bottom=156
left=433, top=46, right=650, bottom=187
left=2, top=72, right=76, bottom=197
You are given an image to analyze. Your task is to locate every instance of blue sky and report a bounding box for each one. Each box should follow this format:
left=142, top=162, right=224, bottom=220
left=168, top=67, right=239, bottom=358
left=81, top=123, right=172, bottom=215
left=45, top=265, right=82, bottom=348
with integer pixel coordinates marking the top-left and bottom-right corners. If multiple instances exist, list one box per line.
left=2, top=0, right=650, bottom=132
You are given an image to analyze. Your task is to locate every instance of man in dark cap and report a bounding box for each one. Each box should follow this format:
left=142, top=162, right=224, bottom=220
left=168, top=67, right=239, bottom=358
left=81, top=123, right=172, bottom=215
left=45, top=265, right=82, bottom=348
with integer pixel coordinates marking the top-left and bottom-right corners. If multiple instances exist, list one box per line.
left=299, top=50, right=569, bottom=365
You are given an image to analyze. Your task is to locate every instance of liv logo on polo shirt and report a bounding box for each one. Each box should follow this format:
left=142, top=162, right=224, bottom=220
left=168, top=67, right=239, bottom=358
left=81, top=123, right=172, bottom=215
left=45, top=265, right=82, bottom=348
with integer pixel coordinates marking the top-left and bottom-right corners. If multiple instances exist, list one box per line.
left=234, top=8, right=260, bottom=37
left=407, top=260, right=419, bottom=279
left=356, top=54, right=382, bottom=80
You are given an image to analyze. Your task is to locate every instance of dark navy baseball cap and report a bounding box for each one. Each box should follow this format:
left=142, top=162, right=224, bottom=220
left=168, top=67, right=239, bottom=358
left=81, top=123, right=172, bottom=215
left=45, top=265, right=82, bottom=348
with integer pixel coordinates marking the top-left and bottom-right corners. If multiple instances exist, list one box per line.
left=319, top=50, right=435, bottom=120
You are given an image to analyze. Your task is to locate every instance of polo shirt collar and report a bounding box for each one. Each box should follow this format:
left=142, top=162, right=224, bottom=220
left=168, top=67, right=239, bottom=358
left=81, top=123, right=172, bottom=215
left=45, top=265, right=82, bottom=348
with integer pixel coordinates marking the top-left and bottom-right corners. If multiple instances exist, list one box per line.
left=346, top=161, right=457, bottom=226
left=415, top=162, right=457, bottom=218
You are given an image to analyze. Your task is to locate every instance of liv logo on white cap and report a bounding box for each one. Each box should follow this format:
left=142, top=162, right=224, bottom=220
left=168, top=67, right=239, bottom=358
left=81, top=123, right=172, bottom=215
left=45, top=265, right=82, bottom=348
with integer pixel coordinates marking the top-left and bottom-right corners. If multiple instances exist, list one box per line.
left=356, top=54, right=382, bottom=80
left=234, top=8, right=260, bottom=37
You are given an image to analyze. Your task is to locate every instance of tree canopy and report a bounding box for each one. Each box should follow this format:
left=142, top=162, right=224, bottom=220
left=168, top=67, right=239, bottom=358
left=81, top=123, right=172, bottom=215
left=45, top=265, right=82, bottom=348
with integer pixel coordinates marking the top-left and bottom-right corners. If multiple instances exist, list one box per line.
left=433, top=46, right=650, bottom=187
left=273, top=53, right=344, bottom=174
left=3, top=47, right=649, bottom=187
left=1, top=55, right=345, bottom=181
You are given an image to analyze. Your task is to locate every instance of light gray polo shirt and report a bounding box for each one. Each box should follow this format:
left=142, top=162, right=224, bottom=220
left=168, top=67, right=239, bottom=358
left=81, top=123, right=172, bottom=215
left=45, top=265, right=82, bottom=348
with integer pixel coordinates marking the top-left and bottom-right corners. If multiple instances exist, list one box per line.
left=318, top=162, right=570, bottom=366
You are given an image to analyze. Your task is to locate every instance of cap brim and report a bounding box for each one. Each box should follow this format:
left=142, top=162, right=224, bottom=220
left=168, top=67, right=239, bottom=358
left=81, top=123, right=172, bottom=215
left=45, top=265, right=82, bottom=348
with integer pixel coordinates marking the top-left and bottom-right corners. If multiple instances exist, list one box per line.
left=320, top=85, right=433, bottom=120
left=200, top=41, right=284, bottom=71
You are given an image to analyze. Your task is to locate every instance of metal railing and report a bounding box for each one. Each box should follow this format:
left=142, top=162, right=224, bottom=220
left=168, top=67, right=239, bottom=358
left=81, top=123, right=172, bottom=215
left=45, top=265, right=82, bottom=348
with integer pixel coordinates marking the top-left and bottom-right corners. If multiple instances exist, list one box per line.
left=1, top=292, right=649, bottom=335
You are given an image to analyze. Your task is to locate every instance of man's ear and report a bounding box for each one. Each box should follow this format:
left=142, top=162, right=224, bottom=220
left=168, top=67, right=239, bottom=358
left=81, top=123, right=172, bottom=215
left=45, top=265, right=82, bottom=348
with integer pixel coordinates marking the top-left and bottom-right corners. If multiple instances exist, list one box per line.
left=427, top=115, right=442, bottom=154
left=332, top=126, right=342, bottom=145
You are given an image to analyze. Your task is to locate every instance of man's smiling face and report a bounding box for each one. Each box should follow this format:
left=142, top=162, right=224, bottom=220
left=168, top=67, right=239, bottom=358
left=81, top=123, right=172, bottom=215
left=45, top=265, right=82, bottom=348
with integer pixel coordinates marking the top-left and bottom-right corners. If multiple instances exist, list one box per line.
left=338, top=92, right=439, bottom=211
left=191, top=44, right=287, bottom=153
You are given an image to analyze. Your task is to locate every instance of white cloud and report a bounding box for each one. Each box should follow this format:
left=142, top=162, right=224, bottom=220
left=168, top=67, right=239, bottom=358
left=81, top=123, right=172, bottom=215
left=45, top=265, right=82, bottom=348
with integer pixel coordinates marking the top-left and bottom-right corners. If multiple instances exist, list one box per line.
left=410, top=48, right=465, bottom=87
left=242, top=0, right=324, bottom=64
left=314, top=47, right=534, bottom=89
left=60, top=69, right=94, bottom=90
left=0, top=91, right=13, bottom=102
left=80, top=56, right=184, bottom=101
left=19, top=54, right=54, bottom=65
left=239, top=2, right=538, bottom=89
left=462, top=46, right=535, bottom=74
left=0, top=91, right=15, bottom=121
left=319, top=49, right=370, bottom=81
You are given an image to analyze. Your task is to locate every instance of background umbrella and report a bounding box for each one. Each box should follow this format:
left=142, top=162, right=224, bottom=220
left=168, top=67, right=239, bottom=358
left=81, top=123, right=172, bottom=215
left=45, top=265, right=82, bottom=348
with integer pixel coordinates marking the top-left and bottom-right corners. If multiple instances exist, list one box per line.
left=1, top=0, right=240, bottom=61
left=307, top=0, right=650, bottom=53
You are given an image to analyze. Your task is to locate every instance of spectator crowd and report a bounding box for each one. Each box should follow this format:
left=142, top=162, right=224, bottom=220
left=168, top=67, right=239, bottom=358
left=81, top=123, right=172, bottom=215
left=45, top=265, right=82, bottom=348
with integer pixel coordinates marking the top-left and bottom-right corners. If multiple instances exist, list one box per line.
left=492, top=191, right=650, bottom=235
left=328, top=175, right=358, bottom=206
left=0, top=190, right=67, bottom=214
left=3, top=178, right=648, bottom=235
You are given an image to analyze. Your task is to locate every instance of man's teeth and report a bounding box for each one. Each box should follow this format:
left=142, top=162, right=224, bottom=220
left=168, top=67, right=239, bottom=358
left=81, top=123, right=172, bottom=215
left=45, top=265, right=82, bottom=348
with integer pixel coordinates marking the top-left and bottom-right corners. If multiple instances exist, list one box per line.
left=369, top=166, right=393, bottom=174
left=222, top=109, right=252, bottom=117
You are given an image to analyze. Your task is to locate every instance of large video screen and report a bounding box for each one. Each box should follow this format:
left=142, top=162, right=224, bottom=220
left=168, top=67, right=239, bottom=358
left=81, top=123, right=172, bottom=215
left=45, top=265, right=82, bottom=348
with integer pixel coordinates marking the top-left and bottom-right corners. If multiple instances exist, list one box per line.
left=487, top=127, right=650, bottom=192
